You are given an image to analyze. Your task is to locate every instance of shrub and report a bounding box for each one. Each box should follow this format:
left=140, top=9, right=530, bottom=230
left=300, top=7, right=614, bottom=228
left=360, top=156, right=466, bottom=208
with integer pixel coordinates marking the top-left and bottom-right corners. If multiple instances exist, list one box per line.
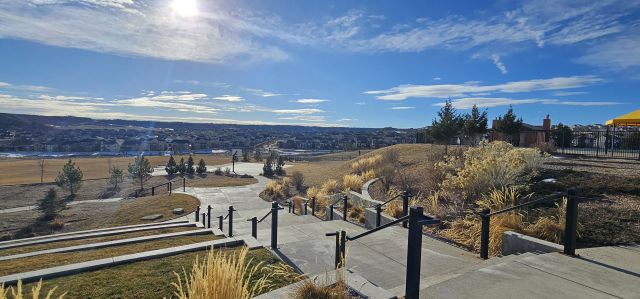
left=441, top=212, right=525, bottom=256
left=109, top=166, right=124, bottom=190
left=55, top=159, right=83, bottom=196
left=37, top=188, right=65, bottom=221
left=214, top=167, right=223, bottom=175
left=476, top=186, right=532, bottom=211
left=291, top=270, right=349, bottom=299
left=196, top=159, right=207, bottom=175
left=534, top=141, right=556, bottom=154
left=165, top=155, right=178, bottom=175
left=291, top=172, right=305, bottom=191
left=281, top=177, right=292, bottom=187
left=224, top=167, right=231, bottom=176
left=264, top=181, right=285, bottom=200
left=186, top=156, right=196, bottom=176
left=320, top=179, right=339, bottom=194
left=262, top=158, right=274, bottom=177
left=171, top=247, right=271, bottom=299
left=0, top=280, right=65, bottom=299
left=342, top=174, right=363, bottom=193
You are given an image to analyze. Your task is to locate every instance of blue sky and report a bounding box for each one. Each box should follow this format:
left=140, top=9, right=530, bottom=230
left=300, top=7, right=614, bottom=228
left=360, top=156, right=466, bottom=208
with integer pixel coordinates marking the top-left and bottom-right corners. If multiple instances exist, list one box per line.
left=0, top=0, right=639, bottom=128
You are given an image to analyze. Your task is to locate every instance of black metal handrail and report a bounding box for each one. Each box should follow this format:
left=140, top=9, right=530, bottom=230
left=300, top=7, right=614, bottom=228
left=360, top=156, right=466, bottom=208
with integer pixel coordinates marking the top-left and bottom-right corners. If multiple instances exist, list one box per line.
left=246, top=203, right=284, bottom=241
left=479, top=189, right=579, bottom=259
left=487, top=192, right=564, bottom=216
left=377, top=193, right=404, bottom=208
left=347, top=214, right=409, bottom=241
left=373, top=191, right=412, bottom=228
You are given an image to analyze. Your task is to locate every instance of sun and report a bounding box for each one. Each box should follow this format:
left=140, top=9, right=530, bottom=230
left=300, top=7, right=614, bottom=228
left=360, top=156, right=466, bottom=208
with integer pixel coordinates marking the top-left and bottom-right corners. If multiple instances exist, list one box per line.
left=171, top=0, right=198, bottom=17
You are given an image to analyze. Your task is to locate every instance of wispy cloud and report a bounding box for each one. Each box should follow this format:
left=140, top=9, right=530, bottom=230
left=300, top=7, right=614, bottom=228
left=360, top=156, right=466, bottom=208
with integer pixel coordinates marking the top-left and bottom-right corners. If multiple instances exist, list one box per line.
left=0, top=81, right=54, bottom=92
left=553, top=91, right=588, bottom=96
left=491, top=54, right=508, bottom=74
left=574, top=34, right=640, bottom=70
left=272, top=108, right=324, bottom=115
left=391, top=106, right=416, bottom=110
left=294, top=98, right=328, bottom=104
left=435, top=97, right=621, bottom=109
left=245, top=88, right=283, bottom=97
left=365, top=76, right=603, bottom=100
left=212, top=95, right=245, bottom=102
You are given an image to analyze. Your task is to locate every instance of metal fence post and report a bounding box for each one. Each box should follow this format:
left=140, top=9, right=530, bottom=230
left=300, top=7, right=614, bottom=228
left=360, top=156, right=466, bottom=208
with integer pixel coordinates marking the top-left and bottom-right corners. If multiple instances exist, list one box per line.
left=402, top=191, right=409, bottom=228
left=251, top=217, right=257, bottom=239
left=288, top=201, right=292, bottom=213
left=480, top=208, right=490, bottom=259
left=183, top=177, right=186, bottom=192
left=228, top=206, right=234, bottom=237
left=271, top=201, right=278, bottom=249
left=339, top=230, right=346, bottom=268
left=343, top=195, right=348, bottom=221
left=330, top=231, right=340, bottom=268
left=376, top=204, right=382, bottom=228
left=207, top=205, right=212, bottom=229
left=330, top=204, right=334, bottom=220
left=151, top=186, right=155, bottom=196
left=218, top=215, right=223, bottom=231
left=195, top=206, right=200, bottom=222
left=201, top=213, right=205, bottom=226
left=311, top=197, right=316, bottom=216
left=169, top=182, right=172, bottom=195
left=564, top=189, right=578, bottom=256
left=405, top=207, right=424, bottom=299
left=304, top=202, right=308, bottom=215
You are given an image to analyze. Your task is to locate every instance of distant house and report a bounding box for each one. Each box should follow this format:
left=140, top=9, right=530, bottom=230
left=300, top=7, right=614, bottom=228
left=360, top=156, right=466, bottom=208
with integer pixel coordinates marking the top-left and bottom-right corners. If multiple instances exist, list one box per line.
left=490, top=115, right=551, bottom=147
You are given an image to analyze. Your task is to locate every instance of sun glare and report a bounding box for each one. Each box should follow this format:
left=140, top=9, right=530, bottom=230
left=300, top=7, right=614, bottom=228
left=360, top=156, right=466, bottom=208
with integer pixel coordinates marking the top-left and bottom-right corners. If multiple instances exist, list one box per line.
left=171, top=0, right=198, bottom=17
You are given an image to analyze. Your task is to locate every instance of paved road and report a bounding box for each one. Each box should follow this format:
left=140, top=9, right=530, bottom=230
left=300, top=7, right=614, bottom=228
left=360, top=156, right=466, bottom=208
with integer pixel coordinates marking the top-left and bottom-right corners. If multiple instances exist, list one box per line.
left=0, top=197, right=123, bottom=214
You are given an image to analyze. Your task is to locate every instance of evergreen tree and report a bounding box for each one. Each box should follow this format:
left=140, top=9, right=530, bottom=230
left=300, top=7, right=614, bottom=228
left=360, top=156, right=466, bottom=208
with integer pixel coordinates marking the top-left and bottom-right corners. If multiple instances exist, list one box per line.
left=462, top=105, right=488, bottom=145
left=196, top=158, right=207, bottom=175
left=275, top=155, right=286, bottom=176
left=37, top=188, right=65, bottom=220
left=186, top=155, right=195, bottom=176
left=165, top=155, right=178, bottom=175
left=262, top=156, right=274, bottom=177
left=495, top=106, right=523, bottom=144
left=242, top=150, right=251, bottom=162
left=128, top=155, right=152, bottom=191
left=55, top=159, right=83, bottom=196
left=109, top=166, right=124, bottom=190
left=177, top=157, right=186, bottom=176
left=429, top=100, right=463, bottom=152
left=552, top=123, right=573, bottom=148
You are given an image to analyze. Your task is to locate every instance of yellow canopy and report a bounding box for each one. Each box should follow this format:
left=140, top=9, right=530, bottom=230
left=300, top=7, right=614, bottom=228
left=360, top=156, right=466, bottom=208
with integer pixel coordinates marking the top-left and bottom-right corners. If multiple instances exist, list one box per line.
left=606, top=109, right=640, bottom=126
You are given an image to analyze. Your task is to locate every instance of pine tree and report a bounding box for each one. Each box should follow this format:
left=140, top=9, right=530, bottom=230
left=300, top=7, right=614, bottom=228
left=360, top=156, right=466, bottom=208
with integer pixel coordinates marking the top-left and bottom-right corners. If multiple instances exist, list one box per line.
left=429, top=100, right=463, bottom=152
left=552, top=123, right=573, bottom=147
left=177, top=157, right=186, bottom=176
left=495, top=106, right=523, bottom=144
left=275, top=155, right=286, bottom=176
left=128, top=155, right=152, bottom=191
left=242, top=151, right=251, bottom=162
left=253, top=149, right=263, bottom=162
left=109, top=166, right=124, bottom=190
left=186, top=155, right=195, bottom=176
left=165, top=155, right=178, bottom=175
left=55, top=159, right=83, bottom=197
left=37, top=188, right=65, bottom=220
left=262, top=156, right=274, bottom=177
left=196, top=158, right=207, bottom=175
left=463, top=105, right=488, bottom=145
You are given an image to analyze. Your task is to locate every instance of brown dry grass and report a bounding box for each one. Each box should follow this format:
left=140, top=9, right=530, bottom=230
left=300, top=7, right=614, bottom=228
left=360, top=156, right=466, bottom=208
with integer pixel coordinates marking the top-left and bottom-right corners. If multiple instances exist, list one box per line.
left=0, top=234, right=218, bottom=276
left=0, top=154, right=230, bottom=185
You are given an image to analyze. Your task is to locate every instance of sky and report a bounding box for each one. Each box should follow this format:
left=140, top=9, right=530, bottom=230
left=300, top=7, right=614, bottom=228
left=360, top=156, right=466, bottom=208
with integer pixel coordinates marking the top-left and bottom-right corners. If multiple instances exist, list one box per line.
left=0, top=0, right=639, bottom=128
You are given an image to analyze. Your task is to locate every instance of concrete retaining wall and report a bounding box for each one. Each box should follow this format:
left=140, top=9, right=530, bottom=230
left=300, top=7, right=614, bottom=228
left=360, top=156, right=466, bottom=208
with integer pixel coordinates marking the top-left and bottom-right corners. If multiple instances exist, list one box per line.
left=502, top=231, right=563, bottom=256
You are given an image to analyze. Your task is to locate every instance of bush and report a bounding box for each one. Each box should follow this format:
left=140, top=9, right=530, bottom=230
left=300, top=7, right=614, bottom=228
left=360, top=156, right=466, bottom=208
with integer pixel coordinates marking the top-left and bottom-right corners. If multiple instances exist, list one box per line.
left=37, top=188, right=65, bottom=221
left=264, top=181, right=285, bottom=200
left=224, top=167, right=232, bottom=176
left=55, top=159, right=83, bottom=196
left=165, top=155, right=178, bottom=175
left=214, top=167, right=223, bottom=175
left=291, top=171, right=305, bottom=191
left=0, top=280, right=65, bottom=299
left=196, top=158, right=207, bottom=175
left=320, top=179, right=339, bottom=194
left=186, top=156, right=196, bottom=176
left=343, top=174, right=363, bottom=193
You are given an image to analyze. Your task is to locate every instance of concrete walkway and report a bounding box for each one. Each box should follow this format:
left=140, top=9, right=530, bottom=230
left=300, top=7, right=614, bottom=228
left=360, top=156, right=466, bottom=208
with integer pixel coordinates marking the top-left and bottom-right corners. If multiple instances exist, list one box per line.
left=0, top=197, right=123, bottom=214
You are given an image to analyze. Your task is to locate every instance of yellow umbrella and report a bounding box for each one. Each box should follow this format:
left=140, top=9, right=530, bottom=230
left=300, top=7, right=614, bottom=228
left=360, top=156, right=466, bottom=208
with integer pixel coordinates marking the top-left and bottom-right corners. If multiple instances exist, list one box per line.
left=605, top=109, right=640, bottom=126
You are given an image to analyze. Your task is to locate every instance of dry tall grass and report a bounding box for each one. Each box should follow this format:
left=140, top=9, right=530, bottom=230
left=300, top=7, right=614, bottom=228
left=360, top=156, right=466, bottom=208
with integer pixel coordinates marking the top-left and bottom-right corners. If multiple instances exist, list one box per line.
left=0, top=280, right=65, bottom=299
left=171, top=247, right=271, bottom=299
left=263, top=181, right=285, bottom=200
left=290, top=269, right=349, bottom=299
left=342, top=174, right=364, bottom=193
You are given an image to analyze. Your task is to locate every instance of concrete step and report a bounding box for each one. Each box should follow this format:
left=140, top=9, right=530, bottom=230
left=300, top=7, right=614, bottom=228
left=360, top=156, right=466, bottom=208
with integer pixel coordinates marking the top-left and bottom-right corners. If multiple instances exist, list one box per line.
left=0, top=220, right=190, bottom=246
left=0, top=222, right=197, bottom=250
left=421, top=248, right=640, bottom=298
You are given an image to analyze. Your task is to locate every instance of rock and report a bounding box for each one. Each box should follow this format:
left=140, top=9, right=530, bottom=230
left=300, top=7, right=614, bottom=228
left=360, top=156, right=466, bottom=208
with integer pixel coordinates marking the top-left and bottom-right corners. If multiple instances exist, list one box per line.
left=140, top=214, right=163, bottom=220
left=172, top=208, right=185, bottom=215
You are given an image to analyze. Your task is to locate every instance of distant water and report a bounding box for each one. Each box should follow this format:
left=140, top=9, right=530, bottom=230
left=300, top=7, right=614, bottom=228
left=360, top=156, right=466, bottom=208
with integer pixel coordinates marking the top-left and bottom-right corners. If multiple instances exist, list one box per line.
left=274, top=149, right=333, bottom=156
left=0, top=149, right=229, bottom=159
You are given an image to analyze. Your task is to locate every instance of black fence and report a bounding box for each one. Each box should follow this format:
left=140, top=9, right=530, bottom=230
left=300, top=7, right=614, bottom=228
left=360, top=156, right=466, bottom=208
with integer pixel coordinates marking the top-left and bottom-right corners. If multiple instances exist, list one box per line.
left=557, top=129, right=640, bottom=160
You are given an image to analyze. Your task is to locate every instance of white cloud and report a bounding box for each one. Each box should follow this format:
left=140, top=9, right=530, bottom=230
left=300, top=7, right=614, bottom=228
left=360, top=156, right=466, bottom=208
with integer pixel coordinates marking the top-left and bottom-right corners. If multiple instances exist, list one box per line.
left=435, top=97, right=621, bottom=109
left=245, top=88, right=283, bottom=97
left=37, top=95, right=89, bottom=101
left=575, top=34, right=640, bottom=70
left=272, top=108, right=323, bottom=115
left=432, top=77, right=441, bottom=81
left=212, top=95, right=245, bottom=102
left=337, top=118, right=353, bottom=122
left=0, top=81, right=54, bottom=92
left=278, top=115, right=326, bottom=122
left=391, top=106, right=416, bottom=110
left=491, top=54, right=508, bottom=74
left=365, top=75, right=603, bottom=100
left=553, top=91, right=588, bottom=96
left=294, top=99, right=328, bottom=104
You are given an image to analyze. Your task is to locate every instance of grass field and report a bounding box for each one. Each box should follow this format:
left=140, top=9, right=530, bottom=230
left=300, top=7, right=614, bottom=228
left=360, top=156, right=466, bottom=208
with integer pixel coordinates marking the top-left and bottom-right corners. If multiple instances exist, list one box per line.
left=0, top=234, right=218, bottom=276
left=1, top=193, right=199, bottom=240
left=20, top=247, right=298, bottom=298
left=0, top=154, right=230, bottom=185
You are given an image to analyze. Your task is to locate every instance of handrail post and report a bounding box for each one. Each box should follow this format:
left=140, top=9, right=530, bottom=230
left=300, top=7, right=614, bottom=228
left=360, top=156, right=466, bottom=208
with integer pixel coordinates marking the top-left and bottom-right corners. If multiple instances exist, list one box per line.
left=218, top=215, right=223, bottom=231
left=564, top=189, right=578, bottom=256
left=169, top=182, right=172, bottom=195
left=195, top=206, right=200, bottom=222
left=402, top=191, right=409, bottom=228
left=251, top=217, right=257, bottom=239
left=207, top=205, right=212, bottom=229
left=183, top=177, right=186, bottom=192
left=480, top=208, right=490, bottom=259
left=376, top=204, right=382, bottom=228
left=288, top=201, right=292, bottom=213
left=311, top=197, right=316, bottom=216
left=405, top=207, right=424, bottom=299
left=339, top=230, right=346, bottom=268
left=201, top=213, right=206, bottom=227
left=228, top=206, right=234, bottom=237
left=331, top=231, right=340, bottom=268
left=151, top=186, right=155, bottom=196
left=330, top=204, right=334, bottom=220
left=271, top=201, right=278, bottom=249
left=343, top=195, right=348, bottom=221
left=304, top=202, right=308, bottom=215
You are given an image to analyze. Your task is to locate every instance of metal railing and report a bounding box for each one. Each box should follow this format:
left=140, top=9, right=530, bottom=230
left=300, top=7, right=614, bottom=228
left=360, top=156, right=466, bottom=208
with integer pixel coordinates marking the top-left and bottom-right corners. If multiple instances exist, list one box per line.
left=479, top=189, right=578, bottom=259
left=246, top=202, right=284, bottom=249
left=374, top=191, right=412, bottom=228
left=328, top=196, right=348, bottom=221
left=326, top=206, right=440, bottom=299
